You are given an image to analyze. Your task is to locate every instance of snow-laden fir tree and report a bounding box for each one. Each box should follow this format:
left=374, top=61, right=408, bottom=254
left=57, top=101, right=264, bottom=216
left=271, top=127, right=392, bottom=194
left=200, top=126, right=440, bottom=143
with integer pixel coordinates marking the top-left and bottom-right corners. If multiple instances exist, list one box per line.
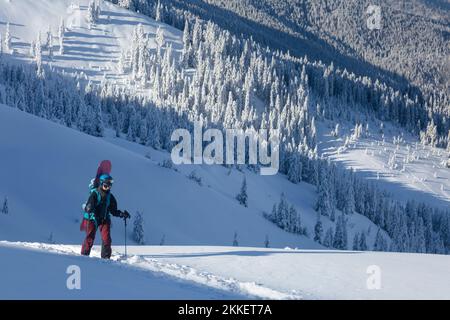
left=342, top=171, right=355, bottom=215
left=236, top=177, right=248, bottom=207
left=323, top=227, right=334, bottom=248
left=58, top=19, right=65, bottom=55
left=58, top=19, right=64, bottom=40
left=44, top=25, right=52, bottom=50
left=373, top=228, right=388, bottom=251
left=352, top=233, right=359, bottom=250
left=446, top=130, right=450, bottom=152
left=48, top=232, right=55, bottom=244
left=87, top=1, right=100, bottom=28
left=118, top=49, right=127, bottom=73
left=316, top=165, right=332, bottom=217
left=155, top=0, right=162, bottom=22
left=182, top=19, right=191, bottom=67
left=4, top=23, right=11, bottom=53
left=314, top=213, right=323, bottom=244
left=48, top=32, right=53, bottom=60
left=133, top=211, right=145, bottom=245
left=233, top=232, right=239, bottom=247
left=265, top=193, right=305, bottom=235
left=35, top=33, right=44, bottom=78
left=2, top=197, right=8, bottom=214
left=90, top=104, right=104, bottom=137
left=359, top=231, right=367, bottom=251
left=156, top=26, right=165, bottom=53
left=287, top=150, right=302, bottom=184
left=29, top=40, right=36, bottom=58
left=333, top=214, right=348, bottom=250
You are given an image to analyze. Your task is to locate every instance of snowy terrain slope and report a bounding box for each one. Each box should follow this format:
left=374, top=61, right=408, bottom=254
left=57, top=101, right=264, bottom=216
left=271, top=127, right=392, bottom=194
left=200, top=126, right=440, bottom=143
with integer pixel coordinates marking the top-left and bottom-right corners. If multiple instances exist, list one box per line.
left=318, top=119, right=450, bottom=210
left=0, top=103, right=318, bottom=248
left=0, top=241, right=247, bottom=300
left=0, top=103, right=388, bottom=249
left=0, top=0, right=183, bottom=86
left=2, top=241, right=450, bottom=300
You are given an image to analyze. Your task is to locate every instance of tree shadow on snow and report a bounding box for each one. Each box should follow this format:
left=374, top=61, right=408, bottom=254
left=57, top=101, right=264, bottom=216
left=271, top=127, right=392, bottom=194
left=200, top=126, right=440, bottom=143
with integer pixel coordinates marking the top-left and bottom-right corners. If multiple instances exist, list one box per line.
left=142, top=250, right=363, bottom=259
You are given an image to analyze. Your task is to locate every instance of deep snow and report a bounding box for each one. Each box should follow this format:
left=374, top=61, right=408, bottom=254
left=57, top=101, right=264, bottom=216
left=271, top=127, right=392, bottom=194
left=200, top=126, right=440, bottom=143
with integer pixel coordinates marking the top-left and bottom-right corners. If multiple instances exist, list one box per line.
left=1, top=241, right=449, bottom=300
left=0, top=103, right=327, bottom=249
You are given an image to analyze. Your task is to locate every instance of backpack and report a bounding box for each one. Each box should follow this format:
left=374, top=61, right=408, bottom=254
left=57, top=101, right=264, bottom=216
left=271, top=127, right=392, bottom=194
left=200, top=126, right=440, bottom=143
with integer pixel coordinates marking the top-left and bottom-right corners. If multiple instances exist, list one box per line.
left=82, top=179, right=111, bottom=225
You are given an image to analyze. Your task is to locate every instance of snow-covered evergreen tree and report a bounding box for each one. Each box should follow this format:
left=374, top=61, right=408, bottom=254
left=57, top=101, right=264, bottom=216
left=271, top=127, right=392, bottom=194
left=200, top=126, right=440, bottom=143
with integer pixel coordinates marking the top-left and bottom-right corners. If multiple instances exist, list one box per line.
left=373, top=228, right=388, bottom=251
left=352, top=233, right=360, bottom=250
left=156, top=26, right=165, bottom=54
left=359, top=231, right=367, bottom=251
left=333, top=214, right=348, bottom=250
left=287, top=151, right=302, bottom=184
left=236, top=177, right=248, bottom=207
left=35, top=32, right=44, bottom=78
left=155, top=0, right=162, bottom=22
left=87, top=1, right=100, bottom=29
left=118, top=49, right=126, bottom=73
left=323, top=227, right=334, bottom=248
left=48, top=32, right=53, bottom=60
left=29, top=40, right=36, bottom=58
left=4, top=23, right=11, bottom=53
left=233, top=232, right=239, bottom=246
left=44, top=25, right=51, bottom=50
left=133, top=211, right=145, bottom=245
left=342, top=172, right=355, bottom=215
left=90, top=104, right=104, bottom=137
left=264, top=234, right=270, bottom=248
left=58, top=19, right=65, bottom=55
left=182, top=19, right=191, bottom=67
left=316, top=165, right=332, bottom=217
left=314, top=213, right=323, bottom=244
left=2, top=197, right=8, bottom=214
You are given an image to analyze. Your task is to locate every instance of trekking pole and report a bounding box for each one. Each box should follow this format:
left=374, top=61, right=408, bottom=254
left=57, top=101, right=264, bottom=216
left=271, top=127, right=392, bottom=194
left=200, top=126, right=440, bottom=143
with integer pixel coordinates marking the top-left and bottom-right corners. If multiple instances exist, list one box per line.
left=124, top=216, right=128, bottom=258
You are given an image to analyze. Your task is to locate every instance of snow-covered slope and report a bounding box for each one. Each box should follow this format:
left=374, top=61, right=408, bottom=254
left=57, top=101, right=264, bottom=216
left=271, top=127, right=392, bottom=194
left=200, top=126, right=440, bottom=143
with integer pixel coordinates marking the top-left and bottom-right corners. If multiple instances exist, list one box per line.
left=0, top=103, right=324, bottom=248
left=2, top=241, right=449, bottom=299
left=0, top=0, right=182, bottom=86
left=0, top=102, right=388, bottom=249
left=0, top=241, right=247, bottom=300
left=318, top=119, right=450, bottom=210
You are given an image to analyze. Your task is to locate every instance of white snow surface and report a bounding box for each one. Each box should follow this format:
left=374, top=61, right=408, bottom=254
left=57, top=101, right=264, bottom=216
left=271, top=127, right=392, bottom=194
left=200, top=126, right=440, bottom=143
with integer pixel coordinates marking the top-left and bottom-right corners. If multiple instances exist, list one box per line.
left=1, top=241, right=449, bottom=300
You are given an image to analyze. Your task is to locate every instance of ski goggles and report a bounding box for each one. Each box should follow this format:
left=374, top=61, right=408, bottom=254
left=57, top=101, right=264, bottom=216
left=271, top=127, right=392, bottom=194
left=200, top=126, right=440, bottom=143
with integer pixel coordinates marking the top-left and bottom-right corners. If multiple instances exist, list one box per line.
left=101, top=181, right=113, bottom=188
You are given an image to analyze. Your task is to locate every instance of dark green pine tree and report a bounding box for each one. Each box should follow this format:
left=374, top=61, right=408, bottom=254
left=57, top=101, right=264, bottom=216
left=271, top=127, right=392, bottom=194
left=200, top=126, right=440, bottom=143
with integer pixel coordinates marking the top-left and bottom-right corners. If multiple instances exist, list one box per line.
left=236, top=177, right=248, bottom=207
left=314, top=214, right=323, bottom=244
left=233, top=232, right=239, bottom=247
left=359, top=231, right=368, bottom=251
left=352, top=233, right=360, bottom=250
left=2, top=197, right=8, bottom=214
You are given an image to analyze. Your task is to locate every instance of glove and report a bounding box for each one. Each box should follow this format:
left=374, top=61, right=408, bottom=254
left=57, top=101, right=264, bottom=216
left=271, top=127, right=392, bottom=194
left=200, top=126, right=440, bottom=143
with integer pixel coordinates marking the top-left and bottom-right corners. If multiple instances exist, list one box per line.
left=119, top=210, right=131, bottom=219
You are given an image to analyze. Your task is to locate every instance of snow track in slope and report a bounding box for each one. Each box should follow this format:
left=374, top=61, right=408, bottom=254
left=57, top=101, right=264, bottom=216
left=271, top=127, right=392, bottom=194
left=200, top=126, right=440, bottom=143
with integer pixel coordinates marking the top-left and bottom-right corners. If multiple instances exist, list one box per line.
left=2, top=241, right=304, bottom=300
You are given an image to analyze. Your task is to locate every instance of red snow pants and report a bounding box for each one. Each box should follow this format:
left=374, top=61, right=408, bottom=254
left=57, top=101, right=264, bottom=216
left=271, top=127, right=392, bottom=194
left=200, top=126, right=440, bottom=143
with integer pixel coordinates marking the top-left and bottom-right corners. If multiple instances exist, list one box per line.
left=81, top=220, right=112, bottom=259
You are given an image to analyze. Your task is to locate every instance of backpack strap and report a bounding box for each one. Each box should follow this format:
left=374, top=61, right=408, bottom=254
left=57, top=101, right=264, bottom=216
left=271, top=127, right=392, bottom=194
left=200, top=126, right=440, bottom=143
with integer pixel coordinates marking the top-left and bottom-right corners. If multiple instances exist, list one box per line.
left=92, top=189, right=111, bottom=220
